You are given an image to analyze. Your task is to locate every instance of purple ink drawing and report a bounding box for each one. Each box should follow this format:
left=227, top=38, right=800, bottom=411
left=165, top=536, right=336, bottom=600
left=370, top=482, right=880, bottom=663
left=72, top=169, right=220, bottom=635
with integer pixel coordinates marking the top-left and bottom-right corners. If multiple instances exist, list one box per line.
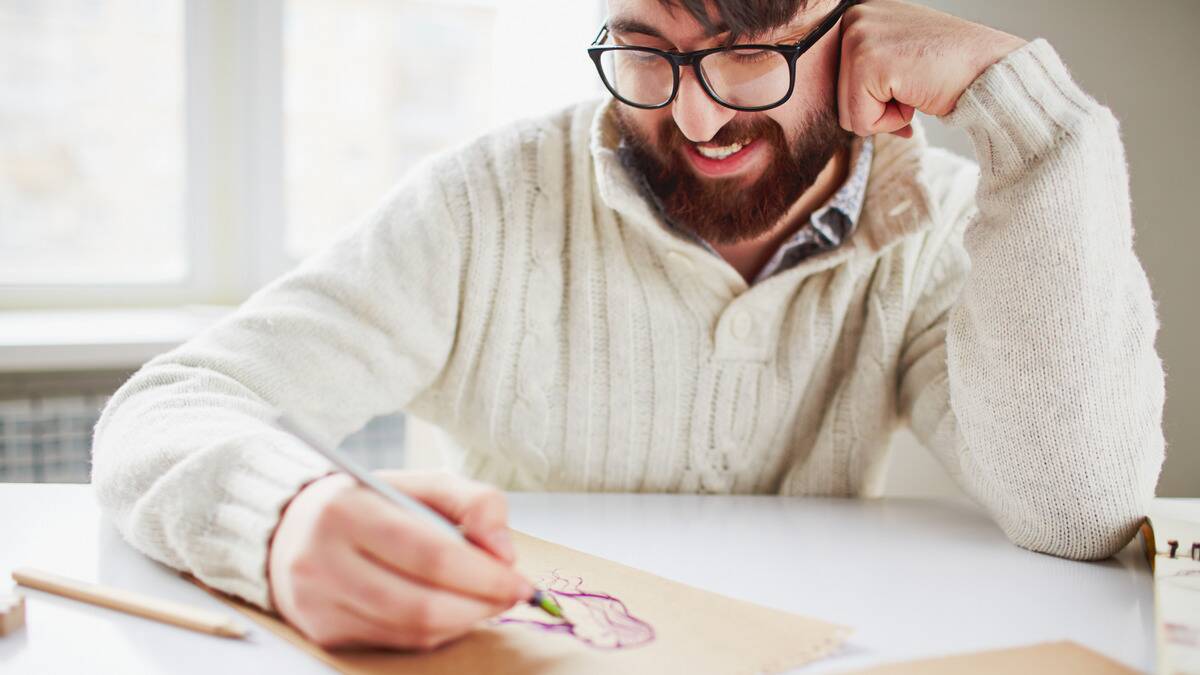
left=492, top=570, right=656, bottom=650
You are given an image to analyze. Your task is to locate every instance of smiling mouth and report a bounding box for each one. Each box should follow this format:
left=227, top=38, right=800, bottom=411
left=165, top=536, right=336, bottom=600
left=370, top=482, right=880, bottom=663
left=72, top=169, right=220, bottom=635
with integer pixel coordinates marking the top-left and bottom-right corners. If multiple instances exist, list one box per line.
left=683, top=137, right=765, bottom=178
left=694, top=139, right=753, bottom=160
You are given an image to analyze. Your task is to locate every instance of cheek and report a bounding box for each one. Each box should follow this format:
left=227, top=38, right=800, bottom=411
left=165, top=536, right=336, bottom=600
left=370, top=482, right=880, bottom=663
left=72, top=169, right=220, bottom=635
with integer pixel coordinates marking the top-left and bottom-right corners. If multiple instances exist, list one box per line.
left=766, top=38, right=840, bottom=145
left=623, top=107, right=672, bottom=145
left=792, top=30, right=841, bottom=105
left=768, top=64, right=836, bottom=134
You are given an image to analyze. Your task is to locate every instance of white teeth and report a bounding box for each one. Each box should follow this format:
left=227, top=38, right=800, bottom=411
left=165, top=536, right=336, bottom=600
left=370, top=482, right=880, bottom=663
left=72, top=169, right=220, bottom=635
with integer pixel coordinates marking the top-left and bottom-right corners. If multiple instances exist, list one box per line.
left=697, top=141, right=747, bottom=160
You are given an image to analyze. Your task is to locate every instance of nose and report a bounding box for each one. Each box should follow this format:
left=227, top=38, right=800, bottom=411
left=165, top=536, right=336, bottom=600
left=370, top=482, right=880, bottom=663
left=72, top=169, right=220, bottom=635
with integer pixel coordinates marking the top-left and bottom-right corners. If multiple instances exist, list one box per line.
left=671, top=68, right=736, bottom=143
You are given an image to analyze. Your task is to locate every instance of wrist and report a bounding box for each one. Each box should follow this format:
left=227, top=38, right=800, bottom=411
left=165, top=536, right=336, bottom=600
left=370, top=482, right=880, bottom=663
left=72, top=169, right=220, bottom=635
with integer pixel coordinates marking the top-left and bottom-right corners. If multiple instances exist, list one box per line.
left=974, top=29, right=1028, bottom=82
left=265, top=470, right=338, bottom=614
left=942, top=39, right=1108, bottom=182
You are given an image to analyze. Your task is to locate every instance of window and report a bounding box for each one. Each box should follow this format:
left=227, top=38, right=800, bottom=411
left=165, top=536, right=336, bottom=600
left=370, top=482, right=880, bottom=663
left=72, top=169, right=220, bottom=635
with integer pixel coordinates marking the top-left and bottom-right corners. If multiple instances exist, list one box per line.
left=283, top=0, right=603, bottom=257
left=283, top=0, right=498, bottom=258
left=1, top=0, right=603, bottom=309
left=0, top=1, right=187, bottom=287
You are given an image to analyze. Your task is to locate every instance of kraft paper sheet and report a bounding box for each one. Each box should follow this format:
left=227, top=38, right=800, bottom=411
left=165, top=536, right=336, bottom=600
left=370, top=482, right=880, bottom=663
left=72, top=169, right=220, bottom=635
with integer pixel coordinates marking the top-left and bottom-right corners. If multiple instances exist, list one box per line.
left=197, top=530, right=849, bottom=675
left=844, top=641, right=1137, bottom=674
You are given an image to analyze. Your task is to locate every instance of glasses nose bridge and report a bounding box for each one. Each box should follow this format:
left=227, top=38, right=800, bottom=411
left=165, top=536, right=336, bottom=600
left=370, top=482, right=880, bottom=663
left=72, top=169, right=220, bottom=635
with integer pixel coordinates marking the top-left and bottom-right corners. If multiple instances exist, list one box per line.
left=668, top=51, right=709, bottom=100
left=672, top=50, right=702, bottom=68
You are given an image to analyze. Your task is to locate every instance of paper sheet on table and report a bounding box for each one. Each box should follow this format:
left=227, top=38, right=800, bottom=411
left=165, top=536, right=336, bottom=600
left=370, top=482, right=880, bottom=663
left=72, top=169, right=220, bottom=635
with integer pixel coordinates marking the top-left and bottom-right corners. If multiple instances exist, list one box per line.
left=845, top=641, right=1137, bottom=674
left=197, top=531, right=849, bottom=675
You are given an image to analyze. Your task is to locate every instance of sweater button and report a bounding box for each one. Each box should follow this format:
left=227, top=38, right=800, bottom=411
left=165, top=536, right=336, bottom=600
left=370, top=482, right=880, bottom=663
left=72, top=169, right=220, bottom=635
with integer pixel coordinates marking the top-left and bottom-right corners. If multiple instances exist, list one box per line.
left=730, top=311, right=753, bottom=339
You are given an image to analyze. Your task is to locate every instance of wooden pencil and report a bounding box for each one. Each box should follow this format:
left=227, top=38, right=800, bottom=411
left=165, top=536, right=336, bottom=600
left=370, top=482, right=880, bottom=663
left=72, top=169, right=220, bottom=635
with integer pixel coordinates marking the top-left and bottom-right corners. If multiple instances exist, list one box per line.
left=12, top=567, right=247, bottom=639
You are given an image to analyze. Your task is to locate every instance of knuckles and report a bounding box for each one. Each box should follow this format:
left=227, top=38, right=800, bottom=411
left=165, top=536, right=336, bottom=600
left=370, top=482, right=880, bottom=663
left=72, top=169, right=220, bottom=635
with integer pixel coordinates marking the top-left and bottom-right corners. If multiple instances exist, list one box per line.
left=372, top=511, right=418, bottom=548
left=314, top=495, right=354, bottom=532
left=475, top=487, right=508, bottom=518
left=285, top=553, right=324, bottom=586
left=406, top=595, right=441, bottom=635
left=463, top=486, right=509, bottom=530
left=415, top=539, right=453, bottom=574
left=289, top=586, right=321, bottom=619
left=840, top=21, right=867, bottom=53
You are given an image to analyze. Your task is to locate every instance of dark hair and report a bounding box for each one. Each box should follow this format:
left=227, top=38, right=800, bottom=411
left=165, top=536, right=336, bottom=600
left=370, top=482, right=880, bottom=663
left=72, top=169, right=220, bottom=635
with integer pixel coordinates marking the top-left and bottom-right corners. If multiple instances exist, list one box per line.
left=656, top=0, right=809, bottom=42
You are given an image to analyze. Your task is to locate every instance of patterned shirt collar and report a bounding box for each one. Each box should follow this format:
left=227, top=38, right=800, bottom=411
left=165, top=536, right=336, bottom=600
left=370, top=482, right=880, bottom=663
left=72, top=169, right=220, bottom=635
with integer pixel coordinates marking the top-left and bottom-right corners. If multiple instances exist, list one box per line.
left=753, top=136, right=873, bottom=284
left=617, top=136, right=874, bottom=285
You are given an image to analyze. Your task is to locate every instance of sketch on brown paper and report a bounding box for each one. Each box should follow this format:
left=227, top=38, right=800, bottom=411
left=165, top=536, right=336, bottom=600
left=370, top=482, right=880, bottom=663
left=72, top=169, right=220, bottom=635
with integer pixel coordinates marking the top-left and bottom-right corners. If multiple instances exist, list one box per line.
left=194, top=530, right=849, bottom=675
left=491, top=570, right=656, bottom=649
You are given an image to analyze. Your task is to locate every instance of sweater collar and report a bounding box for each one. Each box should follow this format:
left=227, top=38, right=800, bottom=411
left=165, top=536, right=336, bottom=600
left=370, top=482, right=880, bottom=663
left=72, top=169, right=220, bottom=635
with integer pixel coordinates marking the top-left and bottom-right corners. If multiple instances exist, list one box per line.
left=589, top=97, right=935, bottom=280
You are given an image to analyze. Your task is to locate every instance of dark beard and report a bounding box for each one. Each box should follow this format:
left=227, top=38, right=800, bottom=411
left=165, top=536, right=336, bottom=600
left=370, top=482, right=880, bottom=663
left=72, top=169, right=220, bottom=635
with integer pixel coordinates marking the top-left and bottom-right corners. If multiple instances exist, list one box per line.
left=613, top=105, right=851, bottom=245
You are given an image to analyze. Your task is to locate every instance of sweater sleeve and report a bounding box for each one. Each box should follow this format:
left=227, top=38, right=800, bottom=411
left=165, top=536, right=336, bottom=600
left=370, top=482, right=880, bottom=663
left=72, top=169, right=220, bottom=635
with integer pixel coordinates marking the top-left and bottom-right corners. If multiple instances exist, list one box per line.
left=897, top=39, right=1165, bottom=560
left=91, top=158, right=465, bottom=610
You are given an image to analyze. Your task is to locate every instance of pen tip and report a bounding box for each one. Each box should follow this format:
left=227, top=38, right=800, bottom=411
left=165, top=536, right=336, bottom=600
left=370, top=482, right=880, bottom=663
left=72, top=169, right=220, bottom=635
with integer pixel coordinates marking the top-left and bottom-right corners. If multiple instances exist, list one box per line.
left=531, top=590, right=564, bottom=618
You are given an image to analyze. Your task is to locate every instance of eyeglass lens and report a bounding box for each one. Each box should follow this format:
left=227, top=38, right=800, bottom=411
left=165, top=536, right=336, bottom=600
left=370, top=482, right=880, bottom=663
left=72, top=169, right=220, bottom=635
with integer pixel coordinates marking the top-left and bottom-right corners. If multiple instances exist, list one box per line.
left=598, top=48, right=791, bottom=108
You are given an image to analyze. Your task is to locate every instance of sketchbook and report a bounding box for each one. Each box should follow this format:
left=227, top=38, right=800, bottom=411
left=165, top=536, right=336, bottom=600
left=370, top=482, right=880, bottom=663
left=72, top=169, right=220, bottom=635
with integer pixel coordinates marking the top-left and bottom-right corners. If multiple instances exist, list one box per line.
left=198, top=530, right=849, bottom=675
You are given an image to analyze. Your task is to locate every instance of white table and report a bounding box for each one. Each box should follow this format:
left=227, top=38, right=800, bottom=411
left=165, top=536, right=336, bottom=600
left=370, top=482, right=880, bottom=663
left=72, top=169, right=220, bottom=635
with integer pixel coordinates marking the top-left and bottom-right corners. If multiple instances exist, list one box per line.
left=0, top=485, right=1175, bottom=674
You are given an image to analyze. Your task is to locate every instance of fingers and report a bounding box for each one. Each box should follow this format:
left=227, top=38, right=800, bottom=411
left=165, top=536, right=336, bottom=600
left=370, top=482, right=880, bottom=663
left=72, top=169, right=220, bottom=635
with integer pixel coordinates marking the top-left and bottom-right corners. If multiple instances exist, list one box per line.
left=837, top=7, right=879, bottom=136
left=872, top=100, right=915, bottom=137
left=837, top=37, right=889, bottom=136
left=839, top=70, right=914, bottom=138
left=376, top=470, right=516, bottom=562
left=835, top=14, right=854, bottom=133
left=840, top=90, right=917, bottom=138
left=837, top=7, right=919, bottom=138
left=346, top=488, right=533, bottom=606
left=331, top=547, right=514, bottom=651
left=894, top=102, right=916, bottom=137
left=836, top=20, right=854, bottom=133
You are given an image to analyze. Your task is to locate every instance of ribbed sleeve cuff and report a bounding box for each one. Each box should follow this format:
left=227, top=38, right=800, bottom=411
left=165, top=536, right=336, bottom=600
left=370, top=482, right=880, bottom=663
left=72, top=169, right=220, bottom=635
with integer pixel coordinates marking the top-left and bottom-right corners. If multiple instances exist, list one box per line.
left=941, top=38, right=1107, bottom=181
left=198, top=441, right=335, bottom=612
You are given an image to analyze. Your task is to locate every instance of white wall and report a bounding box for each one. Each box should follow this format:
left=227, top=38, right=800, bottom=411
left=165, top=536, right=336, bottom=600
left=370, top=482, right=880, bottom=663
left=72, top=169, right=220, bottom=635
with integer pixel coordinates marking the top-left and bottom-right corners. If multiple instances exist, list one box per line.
left=884, top=0, right=1200, bottom=498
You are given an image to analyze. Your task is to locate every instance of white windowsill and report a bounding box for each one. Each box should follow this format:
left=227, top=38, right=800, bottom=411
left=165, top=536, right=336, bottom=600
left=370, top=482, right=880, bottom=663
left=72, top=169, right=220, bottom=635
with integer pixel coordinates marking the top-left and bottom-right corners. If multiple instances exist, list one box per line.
left=0, top=306, right=233, bottom=373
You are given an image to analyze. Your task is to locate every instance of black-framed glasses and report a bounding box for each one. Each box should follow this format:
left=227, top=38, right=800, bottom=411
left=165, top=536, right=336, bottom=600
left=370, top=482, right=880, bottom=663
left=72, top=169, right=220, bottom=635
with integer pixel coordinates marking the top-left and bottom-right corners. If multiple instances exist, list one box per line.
left=588, top=0, right=857, bottom=112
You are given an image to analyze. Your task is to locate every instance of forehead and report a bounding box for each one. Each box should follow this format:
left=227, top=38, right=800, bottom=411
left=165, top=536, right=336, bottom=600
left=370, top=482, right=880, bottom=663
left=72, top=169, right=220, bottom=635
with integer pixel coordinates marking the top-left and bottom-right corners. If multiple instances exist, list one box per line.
left=605, top=0, right=726, bottom=44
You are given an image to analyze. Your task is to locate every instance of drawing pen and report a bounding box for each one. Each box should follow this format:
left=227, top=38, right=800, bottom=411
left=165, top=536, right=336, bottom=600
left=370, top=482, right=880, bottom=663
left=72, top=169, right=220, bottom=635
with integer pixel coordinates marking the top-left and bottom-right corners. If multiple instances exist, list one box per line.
left=274, top=414, right=563, bottom=620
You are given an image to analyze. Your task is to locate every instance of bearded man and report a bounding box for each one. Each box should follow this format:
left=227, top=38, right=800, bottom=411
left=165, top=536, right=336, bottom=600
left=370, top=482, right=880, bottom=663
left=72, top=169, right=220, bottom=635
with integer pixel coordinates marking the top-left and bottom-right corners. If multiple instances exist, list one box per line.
left=93, top=0, right=1164, bottom=651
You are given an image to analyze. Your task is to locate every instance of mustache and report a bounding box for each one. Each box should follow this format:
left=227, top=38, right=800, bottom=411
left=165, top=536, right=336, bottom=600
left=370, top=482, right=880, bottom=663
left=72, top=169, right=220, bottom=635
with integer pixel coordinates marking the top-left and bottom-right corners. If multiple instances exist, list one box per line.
left=649, top=115, right=790, bottom=165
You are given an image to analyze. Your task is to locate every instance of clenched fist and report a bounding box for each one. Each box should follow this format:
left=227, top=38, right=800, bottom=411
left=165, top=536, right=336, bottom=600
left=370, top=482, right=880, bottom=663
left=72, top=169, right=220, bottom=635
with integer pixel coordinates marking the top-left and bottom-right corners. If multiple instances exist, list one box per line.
left=837, top=0, right=1027, bottom=138
left=267, top=470, right=533, bottom=650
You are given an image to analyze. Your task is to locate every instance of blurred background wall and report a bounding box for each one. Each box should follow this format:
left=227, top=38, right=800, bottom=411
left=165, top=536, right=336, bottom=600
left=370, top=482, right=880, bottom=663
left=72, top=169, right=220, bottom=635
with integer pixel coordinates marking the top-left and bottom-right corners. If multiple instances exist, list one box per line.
left=884, top=0, right=1199, bottom=499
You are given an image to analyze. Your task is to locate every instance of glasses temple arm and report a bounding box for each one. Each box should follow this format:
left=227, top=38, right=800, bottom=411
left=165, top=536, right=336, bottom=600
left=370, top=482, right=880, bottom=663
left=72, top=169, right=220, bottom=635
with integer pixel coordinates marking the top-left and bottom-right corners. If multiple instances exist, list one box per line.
left=591, top=24, right=609, bottom=46
left=790, top=0, right=860, bottom=47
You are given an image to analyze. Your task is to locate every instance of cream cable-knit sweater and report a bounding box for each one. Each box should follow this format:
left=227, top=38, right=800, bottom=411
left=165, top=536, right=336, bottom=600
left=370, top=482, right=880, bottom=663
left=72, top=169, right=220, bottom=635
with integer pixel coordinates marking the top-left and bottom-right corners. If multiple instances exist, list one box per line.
left=92, top=39, right=1165, bottom=611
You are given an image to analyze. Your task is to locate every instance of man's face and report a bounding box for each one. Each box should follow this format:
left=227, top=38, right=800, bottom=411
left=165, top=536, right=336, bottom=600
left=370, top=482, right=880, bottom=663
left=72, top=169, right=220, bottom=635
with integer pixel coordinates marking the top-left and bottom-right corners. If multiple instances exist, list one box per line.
left=606, top=0, right=851, bottom=245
